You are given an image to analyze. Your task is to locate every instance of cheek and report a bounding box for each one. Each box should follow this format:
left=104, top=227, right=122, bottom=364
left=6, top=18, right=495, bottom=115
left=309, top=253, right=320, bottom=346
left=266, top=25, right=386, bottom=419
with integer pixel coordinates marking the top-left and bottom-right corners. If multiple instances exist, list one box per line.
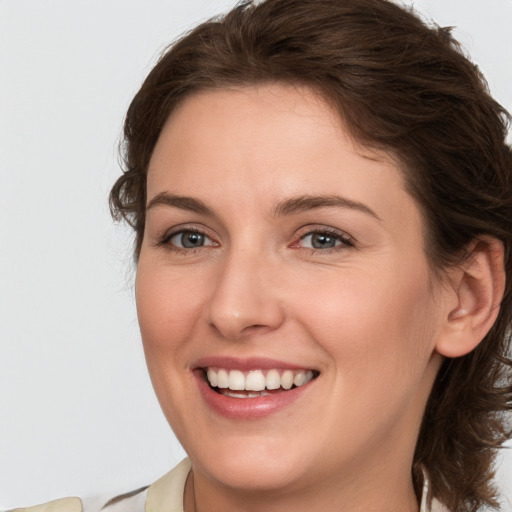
left=135, top=264, right=205, bottom=366
left=135, top=264, right=209, bottom=431
left=294, top=262, right=437, bottom=389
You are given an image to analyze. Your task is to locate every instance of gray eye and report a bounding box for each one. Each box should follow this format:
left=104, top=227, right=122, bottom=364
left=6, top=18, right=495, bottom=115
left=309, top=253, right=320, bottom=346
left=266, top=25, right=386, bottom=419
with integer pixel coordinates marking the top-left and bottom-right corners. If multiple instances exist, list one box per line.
left=312, top=233, right=337, bottom=248
left=300, top=232, right=342, bottom=249
left=171, top=231, right=209, bottom=248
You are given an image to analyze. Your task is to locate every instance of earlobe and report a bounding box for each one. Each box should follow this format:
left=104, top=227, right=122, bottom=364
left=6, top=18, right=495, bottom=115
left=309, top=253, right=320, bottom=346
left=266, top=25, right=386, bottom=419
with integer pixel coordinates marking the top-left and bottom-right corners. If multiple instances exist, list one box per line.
left=435, top=237, right=506, bottom=358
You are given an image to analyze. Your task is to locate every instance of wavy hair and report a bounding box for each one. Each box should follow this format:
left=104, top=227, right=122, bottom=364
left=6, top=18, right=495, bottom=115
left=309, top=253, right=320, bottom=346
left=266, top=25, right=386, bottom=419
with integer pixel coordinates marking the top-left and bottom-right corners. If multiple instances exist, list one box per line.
left=109, top=1, right=512, bottom=510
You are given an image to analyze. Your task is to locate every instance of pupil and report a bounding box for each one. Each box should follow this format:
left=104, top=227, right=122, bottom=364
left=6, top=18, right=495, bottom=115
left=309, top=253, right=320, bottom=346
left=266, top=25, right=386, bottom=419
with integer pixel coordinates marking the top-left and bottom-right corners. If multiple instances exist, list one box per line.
left=312, top=233, right=335, bottom=249
left=181, top=232, right=204, bottom=248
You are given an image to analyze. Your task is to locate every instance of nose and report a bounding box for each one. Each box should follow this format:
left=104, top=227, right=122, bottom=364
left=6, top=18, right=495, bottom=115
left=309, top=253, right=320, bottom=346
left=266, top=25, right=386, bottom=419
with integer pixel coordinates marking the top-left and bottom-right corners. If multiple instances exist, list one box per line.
left=206, top=248, right=285, bottom=340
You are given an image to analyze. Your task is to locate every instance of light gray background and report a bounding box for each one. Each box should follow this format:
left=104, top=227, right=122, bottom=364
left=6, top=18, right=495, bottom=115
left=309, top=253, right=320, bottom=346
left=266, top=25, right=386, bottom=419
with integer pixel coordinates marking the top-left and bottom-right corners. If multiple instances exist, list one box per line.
left=1, top=0, right=511, bottom=509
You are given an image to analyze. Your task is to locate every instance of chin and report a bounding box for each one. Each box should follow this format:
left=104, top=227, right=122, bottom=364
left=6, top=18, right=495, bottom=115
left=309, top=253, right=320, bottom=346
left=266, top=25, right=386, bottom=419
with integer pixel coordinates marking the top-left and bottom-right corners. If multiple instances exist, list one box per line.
left=180, top=428, right=313, bottom=492
left=194, top=450, right=307, bottom=492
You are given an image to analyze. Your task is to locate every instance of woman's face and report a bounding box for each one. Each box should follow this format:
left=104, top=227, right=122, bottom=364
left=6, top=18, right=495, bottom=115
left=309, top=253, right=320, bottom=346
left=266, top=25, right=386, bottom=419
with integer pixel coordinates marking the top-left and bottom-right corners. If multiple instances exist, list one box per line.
left=136, top=84, right=447, bottom=493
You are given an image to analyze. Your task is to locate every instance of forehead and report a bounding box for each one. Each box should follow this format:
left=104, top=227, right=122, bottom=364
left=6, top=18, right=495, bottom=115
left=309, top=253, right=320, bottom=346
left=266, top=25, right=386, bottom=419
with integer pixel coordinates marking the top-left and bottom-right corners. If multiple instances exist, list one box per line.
left=147, top=83, right=404, bottom=198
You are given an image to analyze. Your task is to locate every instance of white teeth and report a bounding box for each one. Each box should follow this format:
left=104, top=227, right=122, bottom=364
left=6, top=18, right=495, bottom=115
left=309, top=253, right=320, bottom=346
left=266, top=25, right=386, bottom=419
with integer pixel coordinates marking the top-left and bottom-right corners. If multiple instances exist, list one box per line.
left=266, top=369, right=281, bottom=390
left=281, top=370, right=294, bottom=390
left=246, top=370, right=266, bottom=391
left=293, top=371, right=306, bottom=387
left=207, top=368, right=218, bottom=387
left=217, top=369, right=229, bottom=389
left=205, top=367, right=316, bottom=393
left=228, top=370, right=245, bottom=390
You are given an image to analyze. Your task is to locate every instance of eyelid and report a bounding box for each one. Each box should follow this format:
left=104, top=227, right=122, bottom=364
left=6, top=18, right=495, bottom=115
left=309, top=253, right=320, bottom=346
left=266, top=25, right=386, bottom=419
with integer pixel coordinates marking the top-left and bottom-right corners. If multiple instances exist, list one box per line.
left=155, top=223, right=219, bottom=249
left=169, top=231, right=216, bottom=249
left=290, top=225, right=354, bottom=250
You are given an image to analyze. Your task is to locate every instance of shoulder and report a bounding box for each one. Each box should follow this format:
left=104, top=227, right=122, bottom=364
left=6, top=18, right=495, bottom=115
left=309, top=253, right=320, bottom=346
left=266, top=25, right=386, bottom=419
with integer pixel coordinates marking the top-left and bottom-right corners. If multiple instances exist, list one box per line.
left=6, top=488, right=149, bottom=512
left=6, top=497, right=82, bottom=512
left=5, top=458, right=191, bottom=512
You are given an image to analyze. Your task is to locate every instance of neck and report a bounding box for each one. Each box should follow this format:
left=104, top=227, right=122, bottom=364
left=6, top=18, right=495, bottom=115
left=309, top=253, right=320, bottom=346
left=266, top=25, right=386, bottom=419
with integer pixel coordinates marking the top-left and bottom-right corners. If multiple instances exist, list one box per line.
left=184, top=460, right=420, bottom=512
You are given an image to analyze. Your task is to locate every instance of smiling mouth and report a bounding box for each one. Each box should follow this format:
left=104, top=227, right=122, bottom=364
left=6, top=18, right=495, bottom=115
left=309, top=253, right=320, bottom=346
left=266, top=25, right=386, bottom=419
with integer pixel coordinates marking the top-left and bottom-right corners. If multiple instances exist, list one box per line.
left=203, top=368, right=319, bottom=398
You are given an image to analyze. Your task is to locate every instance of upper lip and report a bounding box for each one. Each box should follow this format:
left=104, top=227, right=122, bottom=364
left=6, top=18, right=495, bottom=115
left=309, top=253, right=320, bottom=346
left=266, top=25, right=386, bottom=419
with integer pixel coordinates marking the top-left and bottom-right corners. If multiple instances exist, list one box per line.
left=193, top=356, right=318, bottom=372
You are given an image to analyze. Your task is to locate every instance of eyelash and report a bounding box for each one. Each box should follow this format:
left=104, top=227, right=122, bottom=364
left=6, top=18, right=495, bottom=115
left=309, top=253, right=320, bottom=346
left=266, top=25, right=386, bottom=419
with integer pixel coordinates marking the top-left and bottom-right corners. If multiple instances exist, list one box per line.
left=292, top=227, right=354, bottom=254
left=156, top=226, right=217, bottom=254
left=156, top=226, right=354, bottom=254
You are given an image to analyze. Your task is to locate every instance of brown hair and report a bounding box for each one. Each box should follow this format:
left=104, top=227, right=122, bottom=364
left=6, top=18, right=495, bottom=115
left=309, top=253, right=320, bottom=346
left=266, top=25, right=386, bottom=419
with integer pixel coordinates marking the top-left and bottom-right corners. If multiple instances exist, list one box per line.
left=110, top=0, right=512, bottom=510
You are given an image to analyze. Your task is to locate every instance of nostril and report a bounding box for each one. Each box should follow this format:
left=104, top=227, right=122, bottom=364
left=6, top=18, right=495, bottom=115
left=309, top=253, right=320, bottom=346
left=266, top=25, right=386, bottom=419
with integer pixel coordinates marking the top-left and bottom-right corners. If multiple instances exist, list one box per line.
left=241, top=324, right=270, bottom=334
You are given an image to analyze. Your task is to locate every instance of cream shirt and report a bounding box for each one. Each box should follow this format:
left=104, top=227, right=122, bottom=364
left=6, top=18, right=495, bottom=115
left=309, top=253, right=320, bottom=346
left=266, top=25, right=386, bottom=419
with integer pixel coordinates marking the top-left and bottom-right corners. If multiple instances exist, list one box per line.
left=8, top=458, right=449, bottom=512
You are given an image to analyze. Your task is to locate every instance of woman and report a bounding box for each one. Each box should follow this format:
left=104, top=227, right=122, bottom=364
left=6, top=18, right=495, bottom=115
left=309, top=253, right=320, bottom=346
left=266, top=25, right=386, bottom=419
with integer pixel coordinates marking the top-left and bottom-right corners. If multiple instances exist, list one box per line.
left=10, top=0, right=512, bottom=511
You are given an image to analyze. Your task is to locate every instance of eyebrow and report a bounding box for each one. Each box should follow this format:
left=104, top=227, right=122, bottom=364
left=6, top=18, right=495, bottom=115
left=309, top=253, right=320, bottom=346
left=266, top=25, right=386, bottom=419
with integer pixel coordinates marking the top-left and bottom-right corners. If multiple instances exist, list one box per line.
left=146, top=192, right=380, bottom=221
left=146, top=192, right=214, bottom=216
left=273, top=194, right=381, bottom=220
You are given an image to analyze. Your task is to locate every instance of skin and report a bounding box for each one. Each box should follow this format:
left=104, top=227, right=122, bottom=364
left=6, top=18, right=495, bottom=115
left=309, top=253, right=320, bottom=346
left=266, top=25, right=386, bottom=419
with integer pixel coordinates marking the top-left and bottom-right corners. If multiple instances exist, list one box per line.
left=136, top=84, right=458, bottom=512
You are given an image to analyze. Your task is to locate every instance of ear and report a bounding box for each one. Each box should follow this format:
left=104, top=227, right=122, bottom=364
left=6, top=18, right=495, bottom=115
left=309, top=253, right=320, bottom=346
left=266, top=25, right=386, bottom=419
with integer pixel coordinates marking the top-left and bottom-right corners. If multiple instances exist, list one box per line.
left=435, top=237, right=506, bottom=358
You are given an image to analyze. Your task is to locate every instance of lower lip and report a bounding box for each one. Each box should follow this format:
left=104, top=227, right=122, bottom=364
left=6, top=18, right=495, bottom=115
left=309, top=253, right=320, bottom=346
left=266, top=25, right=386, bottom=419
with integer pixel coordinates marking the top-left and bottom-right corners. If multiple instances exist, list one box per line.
left=194, top=371, right=314, bottom=420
